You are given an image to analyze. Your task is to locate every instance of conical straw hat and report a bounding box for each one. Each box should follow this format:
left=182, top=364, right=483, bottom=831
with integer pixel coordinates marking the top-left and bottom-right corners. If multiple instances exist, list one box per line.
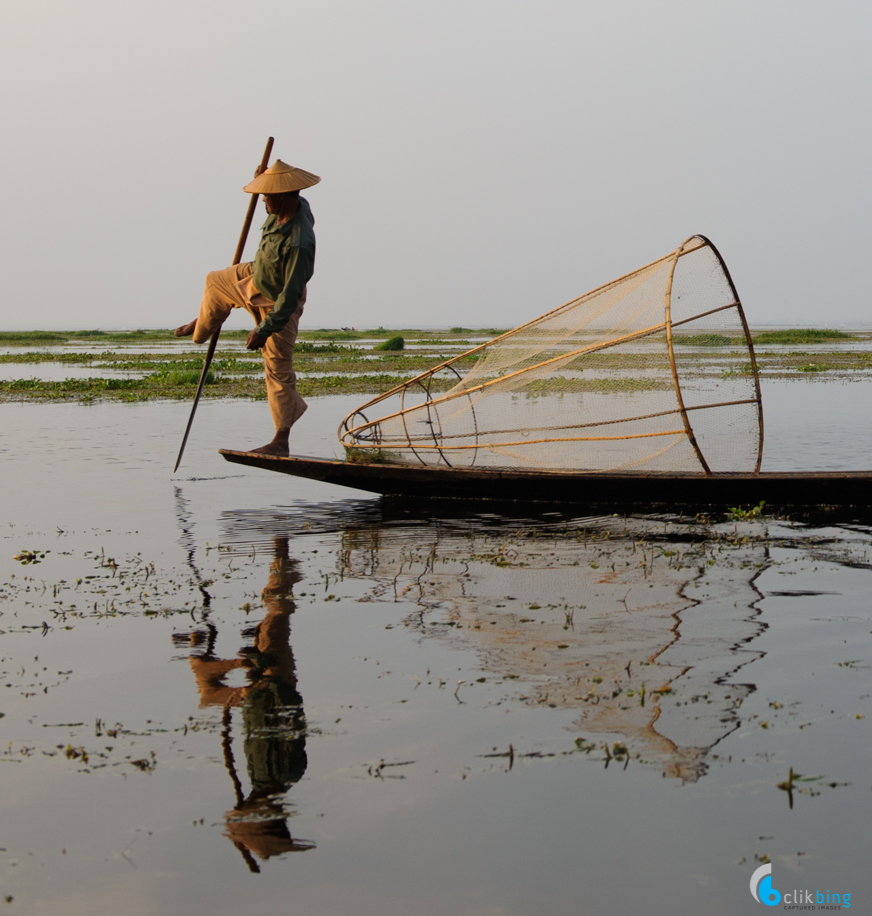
left=243, top=159, right=321, bottom=194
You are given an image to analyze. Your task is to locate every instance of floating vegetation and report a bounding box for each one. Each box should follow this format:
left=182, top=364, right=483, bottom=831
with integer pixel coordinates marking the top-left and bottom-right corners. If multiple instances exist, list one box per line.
left=674, top=334, right=736, bottom=346
left=0, top=373, right=453, bottom=403
left=154, top=369, right=216, bottom=386
left=720, top=363, right=755, bottom=378
left=2, top=377, right=146, bottom=393
left=524, top=376, right=671, bottom=393
left=727, top=501, right=767, bottom=520
left=775, top=767, right=849, bottom=809
left=13, top=550, right=47, bottom=564
left=753, top=328, right=855, bottom=344
left=294, top=341, right=362, bottom=354
left=2, top=328, right=871, bottom=404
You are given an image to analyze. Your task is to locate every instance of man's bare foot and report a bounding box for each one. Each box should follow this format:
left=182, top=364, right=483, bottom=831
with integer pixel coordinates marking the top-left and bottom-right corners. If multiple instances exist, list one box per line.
left=249, top=441, right=290, bottom=457
left=249, top=428, right=291, bottom=457
left=174, top=319, right=197, bottom=338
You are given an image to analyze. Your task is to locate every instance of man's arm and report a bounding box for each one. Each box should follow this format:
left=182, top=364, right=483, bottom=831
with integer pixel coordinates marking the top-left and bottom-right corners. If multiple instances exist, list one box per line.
left=246, top=246, right=315, bottom=349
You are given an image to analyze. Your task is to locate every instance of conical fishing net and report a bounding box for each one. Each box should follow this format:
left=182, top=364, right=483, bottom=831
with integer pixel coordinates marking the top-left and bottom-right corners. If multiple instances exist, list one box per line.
left=339, top=236, right=763, bottom=474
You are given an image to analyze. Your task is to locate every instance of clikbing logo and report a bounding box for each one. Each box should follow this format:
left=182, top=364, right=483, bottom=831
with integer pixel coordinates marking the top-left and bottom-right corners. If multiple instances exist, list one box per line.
left=749, top=864, right=853, bottom=908
left=751, top=863, right=781, bottom=907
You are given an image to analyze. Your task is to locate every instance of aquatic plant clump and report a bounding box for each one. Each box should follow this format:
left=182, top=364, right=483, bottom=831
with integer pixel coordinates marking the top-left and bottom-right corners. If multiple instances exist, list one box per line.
left=340, top=236, right=764, bottom=474
left=374, top=336, right=405, bottom=351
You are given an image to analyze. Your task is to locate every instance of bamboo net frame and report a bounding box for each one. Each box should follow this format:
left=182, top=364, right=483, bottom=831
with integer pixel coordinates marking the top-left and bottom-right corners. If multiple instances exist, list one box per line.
left=339, top=236, right=764, bottom=475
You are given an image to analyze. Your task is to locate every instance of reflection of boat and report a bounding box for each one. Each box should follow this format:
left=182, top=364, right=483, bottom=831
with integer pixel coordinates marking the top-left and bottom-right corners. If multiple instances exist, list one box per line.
left=219, top=449, right=872, bottom=509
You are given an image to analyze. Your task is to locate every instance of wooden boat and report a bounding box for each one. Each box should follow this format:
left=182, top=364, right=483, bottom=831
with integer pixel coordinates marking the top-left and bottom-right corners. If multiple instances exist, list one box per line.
left=219, top=450, right=872, bottom=510
left=220, top=241, right=872, bottom=513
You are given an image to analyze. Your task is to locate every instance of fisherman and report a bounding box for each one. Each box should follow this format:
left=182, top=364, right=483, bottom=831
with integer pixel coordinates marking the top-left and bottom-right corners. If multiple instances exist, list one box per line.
left=175, top=160, right=319, bottom=456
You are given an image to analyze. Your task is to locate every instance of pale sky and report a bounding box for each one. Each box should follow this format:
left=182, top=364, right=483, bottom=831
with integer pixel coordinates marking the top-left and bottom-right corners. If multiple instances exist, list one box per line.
left=1, top=0, right=870, bottom=331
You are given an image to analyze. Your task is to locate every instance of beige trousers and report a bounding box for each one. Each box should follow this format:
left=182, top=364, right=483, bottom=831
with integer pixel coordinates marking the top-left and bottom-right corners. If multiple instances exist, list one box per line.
left=193, top=263, right=307, bottom=431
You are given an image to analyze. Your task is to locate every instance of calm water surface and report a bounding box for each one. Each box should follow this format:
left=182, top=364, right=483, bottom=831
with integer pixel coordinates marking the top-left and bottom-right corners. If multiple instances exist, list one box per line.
left=1, top=385, right=871, bottom=915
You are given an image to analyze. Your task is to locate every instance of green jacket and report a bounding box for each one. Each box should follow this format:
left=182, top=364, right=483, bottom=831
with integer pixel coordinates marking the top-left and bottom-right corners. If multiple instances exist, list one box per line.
left=252, top=197, right=315, bottom=337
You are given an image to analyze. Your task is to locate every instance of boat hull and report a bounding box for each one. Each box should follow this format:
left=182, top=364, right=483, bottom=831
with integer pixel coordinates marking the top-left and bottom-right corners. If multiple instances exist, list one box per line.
left=218, top=450, right=872, bottom=510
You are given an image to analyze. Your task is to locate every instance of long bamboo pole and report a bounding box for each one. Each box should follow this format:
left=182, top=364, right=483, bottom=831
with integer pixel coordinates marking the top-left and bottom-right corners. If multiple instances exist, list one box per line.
left=173, top=137, right=274, bottom=473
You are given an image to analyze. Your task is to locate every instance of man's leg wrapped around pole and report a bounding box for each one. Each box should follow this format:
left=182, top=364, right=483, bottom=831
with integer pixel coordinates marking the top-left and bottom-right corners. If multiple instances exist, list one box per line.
left=192, top=263, right=256, bottom=344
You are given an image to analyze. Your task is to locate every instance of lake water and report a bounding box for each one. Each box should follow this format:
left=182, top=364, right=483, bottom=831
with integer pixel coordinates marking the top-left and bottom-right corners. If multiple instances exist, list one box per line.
left=1, top=384, right=871, bottom=915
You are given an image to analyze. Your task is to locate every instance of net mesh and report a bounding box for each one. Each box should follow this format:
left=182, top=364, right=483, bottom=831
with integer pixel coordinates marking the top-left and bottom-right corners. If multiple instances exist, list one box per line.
left=339, top=236, right=763, bottom=474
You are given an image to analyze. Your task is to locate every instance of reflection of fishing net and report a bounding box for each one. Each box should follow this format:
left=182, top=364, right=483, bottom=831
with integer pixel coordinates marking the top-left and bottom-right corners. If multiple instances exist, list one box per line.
left=340, top=236, right=763, bottom=473
left=335, top=514, right=766, bottom=782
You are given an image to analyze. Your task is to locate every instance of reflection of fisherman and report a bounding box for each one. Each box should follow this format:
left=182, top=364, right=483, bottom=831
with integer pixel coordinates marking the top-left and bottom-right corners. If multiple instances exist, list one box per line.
left=184, top=538, right=312, bottom=870
left=175, top=160, right=319, bottom=456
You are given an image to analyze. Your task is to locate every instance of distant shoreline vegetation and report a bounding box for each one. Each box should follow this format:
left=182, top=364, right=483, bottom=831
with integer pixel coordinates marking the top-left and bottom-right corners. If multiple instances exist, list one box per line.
left=0, top=326, right=858, bottom=347
left=0, top=328, right=511, bottom=346
left=0, top=327, right=865, bottom=346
